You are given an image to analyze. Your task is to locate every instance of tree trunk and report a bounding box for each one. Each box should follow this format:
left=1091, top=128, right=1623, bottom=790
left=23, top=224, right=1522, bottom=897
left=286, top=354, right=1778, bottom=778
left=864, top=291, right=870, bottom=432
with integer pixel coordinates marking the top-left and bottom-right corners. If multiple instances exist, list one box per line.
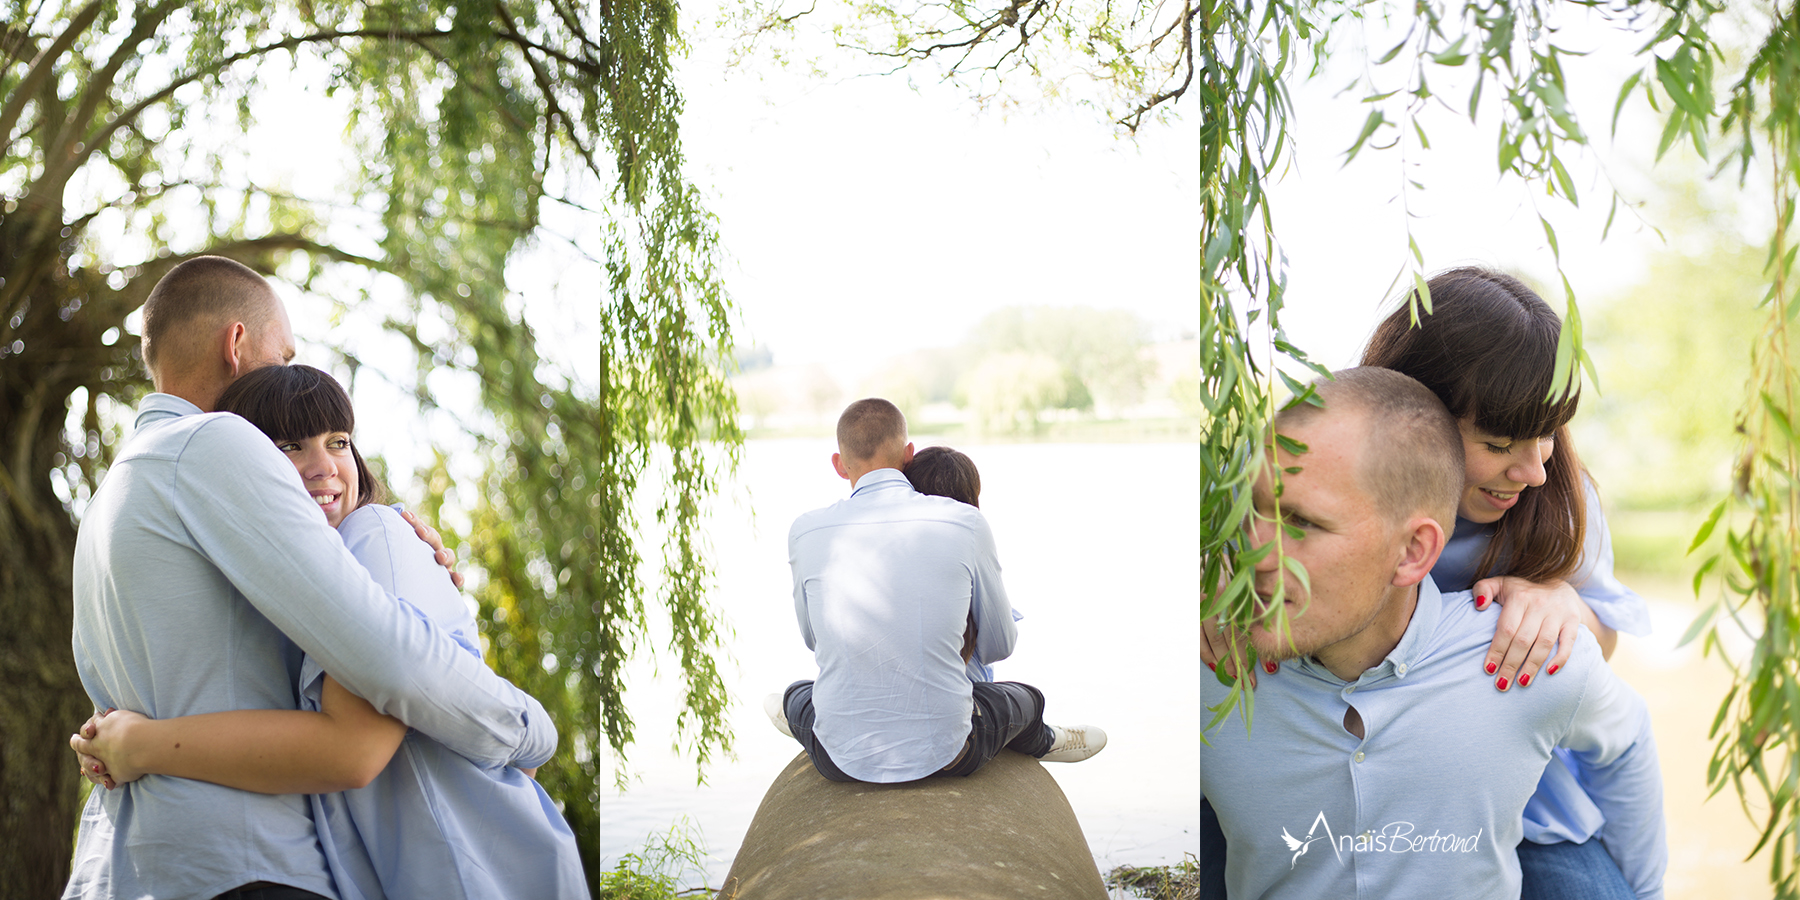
left=0, top=198, right=128, bottom=898
left=0, top=515, right=87, bottom=898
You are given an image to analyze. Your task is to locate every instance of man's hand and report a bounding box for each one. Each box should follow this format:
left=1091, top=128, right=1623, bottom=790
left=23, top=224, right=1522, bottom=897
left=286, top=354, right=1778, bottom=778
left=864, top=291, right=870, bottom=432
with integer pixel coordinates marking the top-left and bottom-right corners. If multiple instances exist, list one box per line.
left=960, top=613, right=977, bottom=664
left=401, top=509, right=465, bottom=589
left=1473, top=576, right=1607, bottom=691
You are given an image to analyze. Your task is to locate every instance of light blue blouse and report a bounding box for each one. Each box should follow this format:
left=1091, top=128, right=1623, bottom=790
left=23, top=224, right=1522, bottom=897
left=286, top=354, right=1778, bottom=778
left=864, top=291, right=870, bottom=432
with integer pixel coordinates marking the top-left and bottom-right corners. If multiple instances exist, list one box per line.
left=306, top=503, right=588, bottom=900
left=1432, top=479, right=1652, bottom=846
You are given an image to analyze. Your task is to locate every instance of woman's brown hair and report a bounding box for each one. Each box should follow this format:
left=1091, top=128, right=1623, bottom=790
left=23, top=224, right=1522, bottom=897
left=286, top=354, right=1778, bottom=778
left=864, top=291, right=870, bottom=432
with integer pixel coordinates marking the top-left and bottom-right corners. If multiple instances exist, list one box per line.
left=905, top=445, right=981, bottom=508
left=215, top=364, right=384, bottom=513
left=1361, top=267, right=1587, bottom=583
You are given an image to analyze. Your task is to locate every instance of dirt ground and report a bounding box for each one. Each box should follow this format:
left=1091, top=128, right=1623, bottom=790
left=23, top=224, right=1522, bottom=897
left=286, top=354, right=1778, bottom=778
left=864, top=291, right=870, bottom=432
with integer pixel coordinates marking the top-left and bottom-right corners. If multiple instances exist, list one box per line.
left=1610, top=572, right=1775, bottom=900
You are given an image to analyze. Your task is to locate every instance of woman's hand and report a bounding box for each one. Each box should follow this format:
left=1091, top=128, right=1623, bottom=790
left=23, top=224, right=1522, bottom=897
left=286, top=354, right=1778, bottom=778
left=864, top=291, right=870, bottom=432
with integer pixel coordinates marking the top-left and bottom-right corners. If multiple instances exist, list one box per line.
left=1202, top=617, right=1271, bottom=686
left=1472, top=576, right=1601, bottom=691
left=70, top=708, right=152, bottom=788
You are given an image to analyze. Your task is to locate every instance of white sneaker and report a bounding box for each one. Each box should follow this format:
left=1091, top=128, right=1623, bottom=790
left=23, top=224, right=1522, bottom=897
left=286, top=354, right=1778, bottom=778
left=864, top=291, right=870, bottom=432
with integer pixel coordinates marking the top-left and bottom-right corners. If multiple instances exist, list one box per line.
left=763, top=693, right=794, bottom=738
left=1040, top=724, right=1106, bottom=762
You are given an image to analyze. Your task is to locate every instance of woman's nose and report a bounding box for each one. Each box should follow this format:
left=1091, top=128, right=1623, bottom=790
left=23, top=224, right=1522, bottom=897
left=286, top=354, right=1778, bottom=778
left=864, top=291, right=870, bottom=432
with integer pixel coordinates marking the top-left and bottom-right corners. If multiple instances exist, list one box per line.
left=1511, top=443, right=1548, bottom=487
left=296, top=447, right=333, bottom=479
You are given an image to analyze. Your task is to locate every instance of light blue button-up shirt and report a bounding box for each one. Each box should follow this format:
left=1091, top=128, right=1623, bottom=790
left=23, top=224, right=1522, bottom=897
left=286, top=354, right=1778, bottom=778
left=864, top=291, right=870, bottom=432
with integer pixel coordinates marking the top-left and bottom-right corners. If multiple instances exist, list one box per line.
left=789, top=467, right=1018, bottom=782
left=1201, top=577, right=1666, bottom=900
left=305, top=503, right=586, bottom=900
left=66, top=394, right=557, bottom=900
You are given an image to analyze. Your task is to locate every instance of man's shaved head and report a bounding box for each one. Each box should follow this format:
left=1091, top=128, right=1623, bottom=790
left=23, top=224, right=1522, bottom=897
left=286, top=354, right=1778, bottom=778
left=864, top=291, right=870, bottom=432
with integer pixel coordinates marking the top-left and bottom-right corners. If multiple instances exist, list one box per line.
left=140, top=256, right=282, bottom=376
left=1275, top=367, right=1465, bottom=534
left=836, top=398, right=908, bottom=466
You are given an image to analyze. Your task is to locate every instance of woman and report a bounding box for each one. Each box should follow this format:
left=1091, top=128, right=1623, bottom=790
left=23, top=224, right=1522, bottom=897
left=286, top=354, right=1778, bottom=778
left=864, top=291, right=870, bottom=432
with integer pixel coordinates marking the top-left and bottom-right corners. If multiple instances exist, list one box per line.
left=72, top=365, right=588, bottom=900
left=903, top=445, right=1022, bottom=682
left=1200, top=267, right=1650, bottom=899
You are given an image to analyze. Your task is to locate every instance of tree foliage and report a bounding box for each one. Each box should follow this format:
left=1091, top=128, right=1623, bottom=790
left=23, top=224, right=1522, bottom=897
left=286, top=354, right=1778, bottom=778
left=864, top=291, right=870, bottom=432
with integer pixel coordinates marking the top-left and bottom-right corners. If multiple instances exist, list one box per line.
left=0, top=0, right=736, bottom=892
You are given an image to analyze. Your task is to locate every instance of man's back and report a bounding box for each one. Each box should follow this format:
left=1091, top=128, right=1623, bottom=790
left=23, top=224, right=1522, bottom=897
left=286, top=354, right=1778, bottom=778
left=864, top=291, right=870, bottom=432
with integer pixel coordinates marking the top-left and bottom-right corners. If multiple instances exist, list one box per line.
left=1200, top=577, right=1664, bottom=900
left=788, top=468, right=1016, bottom=782
left=68, top=397, right=337, bottom=898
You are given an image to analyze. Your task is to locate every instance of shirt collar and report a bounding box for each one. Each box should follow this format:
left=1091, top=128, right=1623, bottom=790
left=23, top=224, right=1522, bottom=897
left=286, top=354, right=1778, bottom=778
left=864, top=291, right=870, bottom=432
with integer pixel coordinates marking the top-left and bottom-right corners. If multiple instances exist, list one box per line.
left=135, top=392, right=204, bottom=429
left=849, top=467, right=912, bottom=497
left=1293, top=575, right=1442, bottom=685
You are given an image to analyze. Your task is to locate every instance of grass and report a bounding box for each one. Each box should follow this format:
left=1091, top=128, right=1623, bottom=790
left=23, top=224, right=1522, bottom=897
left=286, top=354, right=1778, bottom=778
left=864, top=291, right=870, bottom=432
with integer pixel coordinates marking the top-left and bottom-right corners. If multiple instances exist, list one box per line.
left=1105, top=854, right=1201, bottom=900
left=598, top=818, right=717, bottom=900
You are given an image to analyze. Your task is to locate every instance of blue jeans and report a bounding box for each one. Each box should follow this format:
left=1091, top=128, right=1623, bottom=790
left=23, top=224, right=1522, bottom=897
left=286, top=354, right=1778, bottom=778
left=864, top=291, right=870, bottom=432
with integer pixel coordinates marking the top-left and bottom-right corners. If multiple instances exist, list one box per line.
left=1200, top=798, right=1631, bottom=900
left=1517, top=837, right=1635, bottom=900
left=783, top=679, right=1055, bottom=782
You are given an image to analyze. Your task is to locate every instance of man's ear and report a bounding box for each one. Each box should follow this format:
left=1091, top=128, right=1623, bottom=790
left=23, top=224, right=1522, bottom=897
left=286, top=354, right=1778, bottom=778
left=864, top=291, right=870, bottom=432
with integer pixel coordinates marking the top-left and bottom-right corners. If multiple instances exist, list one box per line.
left=221, top=321, right=249, bottom=377
left=900, top=442, right=915, bottom=466
left=831, top=452, right=850, bottom=481
left=1391, top=515, right=1447, bottom=588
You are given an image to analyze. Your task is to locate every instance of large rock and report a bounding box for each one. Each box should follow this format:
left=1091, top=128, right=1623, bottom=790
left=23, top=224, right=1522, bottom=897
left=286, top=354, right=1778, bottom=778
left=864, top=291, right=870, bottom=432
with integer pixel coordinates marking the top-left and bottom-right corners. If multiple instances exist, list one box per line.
left=719, top=750, right=1107, bottom=900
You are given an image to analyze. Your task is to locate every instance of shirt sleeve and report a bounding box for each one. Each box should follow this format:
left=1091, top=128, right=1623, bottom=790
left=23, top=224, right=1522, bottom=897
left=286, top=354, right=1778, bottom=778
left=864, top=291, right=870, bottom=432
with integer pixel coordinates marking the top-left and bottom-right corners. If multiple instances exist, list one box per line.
left=1560, top=641, right=1667, bottom=900
left=789, top=522, right=818, bottom=651
left=1569, top=480, right=1653, bottom=636
left=175, top=415, right=555, bottom=769
left=968, top=513, right=1018, bottom=665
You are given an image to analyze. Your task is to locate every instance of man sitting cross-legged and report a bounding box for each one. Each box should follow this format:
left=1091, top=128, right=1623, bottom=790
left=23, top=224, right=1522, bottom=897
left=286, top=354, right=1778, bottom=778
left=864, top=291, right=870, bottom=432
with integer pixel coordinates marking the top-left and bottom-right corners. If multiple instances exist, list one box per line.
left=1201, top=368, right=1665, bottom=900
left=767, top=398, right=1103, bottom=782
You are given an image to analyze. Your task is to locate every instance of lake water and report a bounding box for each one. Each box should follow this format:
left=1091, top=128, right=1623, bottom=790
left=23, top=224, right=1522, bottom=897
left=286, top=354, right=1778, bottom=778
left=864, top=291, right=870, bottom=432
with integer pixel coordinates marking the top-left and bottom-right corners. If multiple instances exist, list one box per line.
left=597, top=438, right=1201, bottom=887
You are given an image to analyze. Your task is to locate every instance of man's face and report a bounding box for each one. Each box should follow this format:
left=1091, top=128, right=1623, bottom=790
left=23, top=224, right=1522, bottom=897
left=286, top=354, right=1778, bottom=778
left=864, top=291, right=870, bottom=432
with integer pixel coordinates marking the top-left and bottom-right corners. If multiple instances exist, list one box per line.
left=1246, top=410, right=1406, bottom=663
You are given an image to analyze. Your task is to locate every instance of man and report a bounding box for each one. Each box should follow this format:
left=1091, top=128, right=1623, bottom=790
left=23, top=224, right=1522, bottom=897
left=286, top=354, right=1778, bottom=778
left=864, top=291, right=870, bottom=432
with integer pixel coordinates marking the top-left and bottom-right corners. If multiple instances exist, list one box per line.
left=769, top=398, right=1103, bottom=782
left=65, top=257, right=556, bottom=900
left=1200, top=368, right=1664, bottom=900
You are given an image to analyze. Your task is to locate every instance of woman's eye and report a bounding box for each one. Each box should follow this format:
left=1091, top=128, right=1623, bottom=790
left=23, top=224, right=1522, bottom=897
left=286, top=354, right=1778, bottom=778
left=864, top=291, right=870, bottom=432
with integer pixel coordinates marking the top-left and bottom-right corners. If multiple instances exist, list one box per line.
left=328, top=438, right=350, bottom=450
left=1485, top=443, right=1512, bottom=454
left=276, top=441, right=300, bottom=453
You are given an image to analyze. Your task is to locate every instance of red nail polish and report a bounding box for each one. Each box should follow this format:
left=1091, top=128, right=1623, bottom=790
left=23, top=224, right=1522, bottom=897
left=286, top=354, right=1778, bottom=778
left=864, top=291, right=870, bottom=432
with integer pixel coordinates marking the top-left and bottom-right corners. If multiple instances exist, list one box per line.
left=1476, top=595, right=1486, bottom=607
left=1496, top=676, right=1509, bottom=691
left=1263, top=661, right=1278, bottom=674
left=1484, top=662, right=1497, bottom=675
left=1519, top=673, right=1531, bottom=687
left=91, top=765, right=100, bottom=773
left=1206, top=661, right=1216, bottom=671
left=1547, top=664, right=1559, bottom=675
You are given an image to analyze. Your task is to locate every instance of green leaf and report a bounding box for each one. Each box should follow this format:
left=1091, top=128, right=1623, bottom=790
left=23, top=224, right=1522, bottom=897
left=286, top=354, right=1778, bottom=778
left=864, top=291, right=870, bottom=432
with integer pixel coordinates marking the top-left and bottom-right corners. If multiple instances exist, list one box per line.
left=1656, top=109, right=1686, bottom=161
left=1655, top=54, right=1709, bottom=119
left=1344, top=109, right=1388, bottom=165
left=1541, top=217, right=1561, bottom=261
left=1550, top=156, right=1578, bottom=205
left=1376, top=37, right=1409, bottom=65
left=1274, top=432, right=1309, bottom=457
left=1612, top=69, right=1643, bottom=136
left=1431, top=36, right=1468, bottom=67
left=1677, top=601, right=1720, bottom=649
left=1690, top=499, right=1729, bottom=554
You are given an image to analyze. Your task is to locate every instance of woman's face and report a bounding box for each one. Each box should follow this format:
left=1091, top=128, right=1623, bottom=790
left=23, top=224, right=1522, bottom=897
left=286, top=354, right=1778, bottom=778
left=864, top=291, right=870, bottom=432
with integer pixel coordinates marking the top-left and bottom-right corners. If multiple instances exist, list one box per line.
left=1457, top=418, right=1553, bottom=524
left=279, top=431, right=359, bottom=528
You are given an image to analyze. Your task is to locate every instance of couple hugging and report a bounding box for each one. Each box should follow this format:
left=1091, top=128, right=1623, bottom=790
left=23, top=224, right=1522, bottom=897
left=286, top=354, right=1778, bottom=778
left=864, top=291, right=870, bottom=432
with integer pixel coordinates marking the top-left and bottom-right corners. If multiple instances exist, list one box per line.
left=1203, top=268, right=1672, bottom=900
left=766, top=399, right=1105, bottom=783
left=63, top=257, right=586, bottom=899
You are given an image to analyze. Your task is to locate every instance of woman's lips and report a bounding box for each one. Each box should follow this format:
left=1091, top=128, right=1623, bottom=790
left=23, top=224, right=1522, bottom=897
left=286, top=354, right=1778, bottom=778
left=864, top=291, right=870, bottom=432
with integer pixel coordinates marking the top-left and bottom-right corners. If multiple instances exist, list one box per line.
left=1479, top=486, right=1520, bottom=511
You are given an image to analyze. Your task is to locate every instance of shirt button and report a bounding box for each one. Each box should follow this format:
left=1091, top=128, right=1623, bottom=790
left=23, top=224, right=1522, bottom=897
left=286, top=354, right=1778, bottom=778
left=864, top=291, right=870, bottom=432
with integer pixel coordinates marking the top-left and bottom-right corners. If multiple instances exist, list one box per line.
left=1354, top=751, right=1365, bottom=763
left=1396, top=663, right=1409, bottom=676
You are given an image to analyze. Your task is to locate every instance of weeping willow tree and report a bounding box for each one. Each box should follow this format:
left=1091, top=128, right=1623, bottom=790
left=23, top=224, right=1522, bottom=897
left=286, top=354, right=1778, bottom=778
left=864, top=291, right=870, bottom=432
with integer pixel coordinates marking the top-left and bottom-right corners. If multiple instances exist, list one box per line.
left=0, top=1, right=734, bottom=894
left=732, top=0, right=1800, bottom=891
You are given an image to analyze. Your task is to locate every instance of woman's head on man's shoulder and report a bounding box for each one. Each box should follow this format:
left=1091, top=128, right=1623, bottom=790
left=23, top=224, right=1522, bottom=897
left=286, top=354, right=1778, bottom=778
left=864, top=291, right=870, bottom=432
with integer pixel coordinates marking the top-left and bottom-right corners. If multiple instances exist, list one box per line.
left=906, top=445, right=981, bottom=508
left=215, top=363, right=385, bottom=518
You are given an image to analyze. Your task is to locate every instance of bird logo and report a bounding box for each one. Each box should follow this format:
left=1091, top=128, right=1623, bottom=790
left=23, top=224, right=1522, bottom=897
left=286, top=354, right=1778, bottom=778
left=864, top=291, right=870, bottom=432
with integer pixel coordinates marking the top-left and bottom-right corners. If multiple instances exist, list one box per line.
left=1280, top=811, right=1337, bottom=868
